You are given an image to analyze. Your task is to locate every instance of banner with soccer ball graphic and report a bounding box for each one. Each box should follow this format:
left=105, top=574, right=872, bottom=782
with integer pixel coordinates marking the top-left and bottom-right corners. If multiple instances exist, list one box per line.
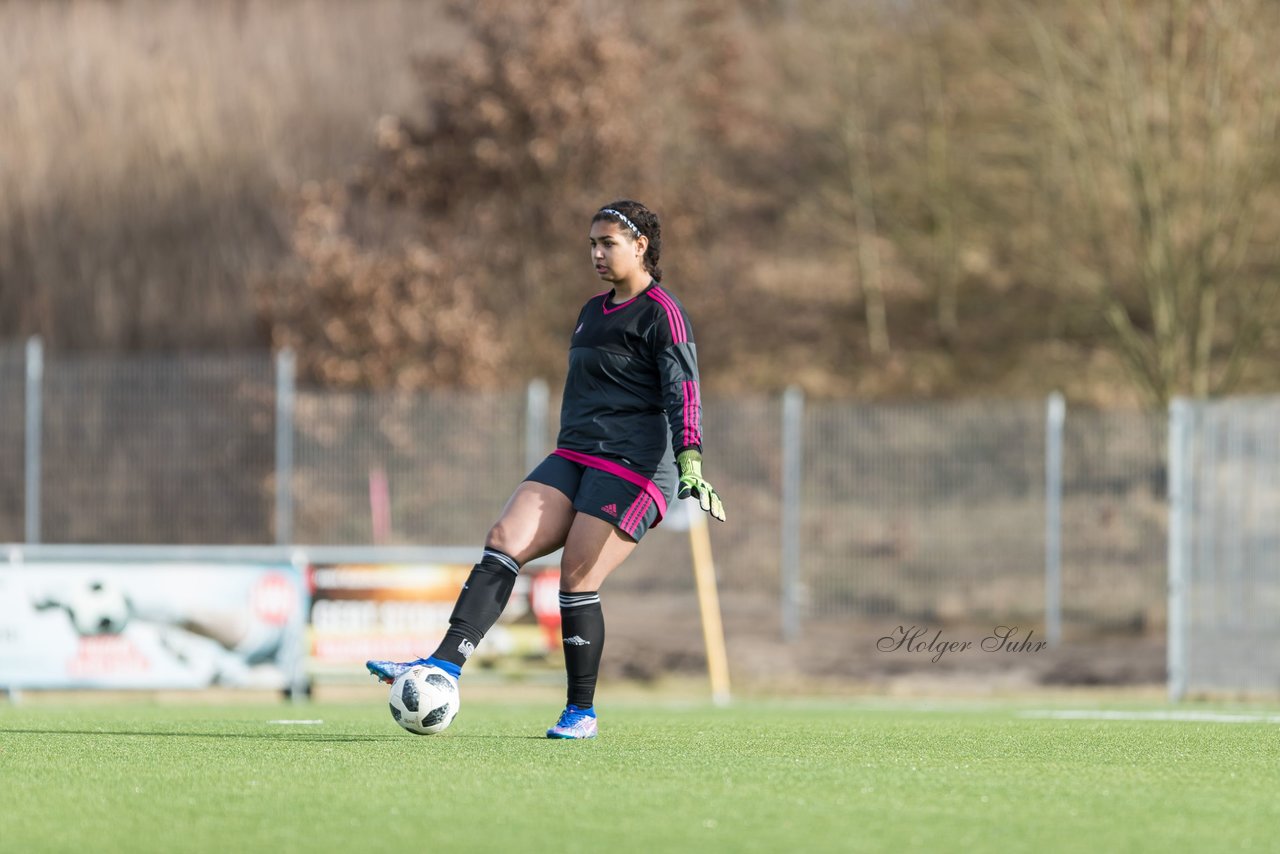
left=0, top=562, right=308, bottom=690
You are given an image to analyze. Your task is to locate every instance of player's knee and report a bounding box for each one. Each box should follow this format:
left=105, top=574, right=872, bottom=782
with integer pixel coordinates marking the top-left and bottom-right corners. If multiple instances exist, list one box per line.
left=557, top=550, right=596, bottom=592
left=484, top=521, right=520, bottom=560
left=485, top=519, right=542, bottom=566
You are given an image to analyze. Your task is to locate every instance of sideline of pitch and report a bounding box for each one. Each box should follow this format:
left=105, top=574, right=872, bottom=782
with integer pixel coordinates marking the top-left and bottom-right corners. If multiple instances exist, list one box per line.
left=1018, top=709, right=1280, bottom=724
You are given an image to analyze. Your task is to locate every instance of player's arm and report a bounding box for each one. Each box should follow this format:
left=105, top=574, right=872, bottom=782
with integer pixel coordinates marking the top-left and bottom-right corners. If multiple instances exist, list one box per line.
left=653, top=304, right=726, bottom=522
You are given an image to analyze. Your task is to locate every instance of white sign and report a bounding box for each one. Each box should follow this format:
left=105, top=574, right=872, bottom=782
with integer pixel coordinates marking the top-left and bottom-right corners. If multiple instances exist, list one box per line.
left=0, top=562, right=308, bottom=690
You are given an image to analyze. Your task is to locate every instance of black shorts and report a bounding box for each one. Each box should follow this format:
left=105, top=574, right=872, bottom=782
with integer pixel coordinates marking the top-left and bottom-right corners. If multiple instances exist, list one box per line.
left=526, top=454, right=661, bottom=542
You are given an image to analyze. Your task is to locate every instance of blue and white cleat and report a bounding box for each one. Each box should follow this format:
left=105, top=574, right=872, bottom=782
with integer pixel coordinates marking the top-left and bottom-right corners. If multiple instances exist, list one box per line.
left=366, top=658, right=425, bottom=684
left=546, top=704, right=598, bottom=739
left=368, top=656, right=462, bottom=685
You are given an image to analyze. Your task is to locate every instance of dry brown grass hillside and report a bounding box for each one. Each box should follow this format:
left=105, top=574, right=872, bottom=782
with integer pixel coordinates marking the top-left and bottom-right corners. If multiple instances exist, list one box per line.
left=4, top=0, right=1280, bottom=407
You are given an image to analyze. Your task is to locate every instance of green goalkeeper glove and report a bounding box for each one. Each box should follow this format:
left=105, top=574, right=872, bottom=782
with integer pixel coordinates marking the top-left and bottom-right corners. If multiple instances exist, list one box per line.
left=677, top=450, right=726, bottom=522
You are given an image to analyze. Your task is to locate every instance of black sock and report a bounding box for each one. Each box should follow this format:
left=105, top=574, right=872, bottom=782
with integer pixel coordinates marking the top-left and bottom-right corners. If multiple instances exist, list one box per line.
left=430, top=548, right=520, bottom=668
left=560, top=590, right=604, bottom=709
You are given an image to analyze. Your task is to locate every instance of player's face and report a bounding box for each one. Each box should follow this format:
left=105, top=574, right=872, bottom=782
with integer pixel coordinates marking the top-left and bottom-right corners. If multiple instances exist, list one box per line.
left=589, top=220, right=646, bottom=284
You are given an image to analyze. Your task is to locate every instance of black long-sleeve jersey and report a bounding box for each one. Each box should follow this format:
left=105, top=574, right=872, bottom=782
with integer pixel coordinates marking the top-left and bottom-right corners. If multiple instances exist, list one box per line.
left=552, top=281, right=702, bottom=527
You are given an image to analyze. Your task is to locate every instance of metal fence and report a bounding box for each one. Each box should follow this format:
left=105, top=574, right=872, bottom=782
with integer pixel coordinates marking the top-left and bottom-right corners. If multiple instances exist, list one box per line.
left=2, top=340, right=1170, bottom=640
left=0, top=339, right=24, bottom=543
left=1168, top=396, right=1280, bottom=699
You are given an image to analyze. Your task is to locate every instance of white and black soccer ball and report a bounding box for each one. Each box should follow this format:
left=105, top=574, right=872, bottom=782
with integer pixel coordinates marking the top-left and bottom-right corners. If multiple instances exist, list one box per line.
left=67, top=579, right=132, bottom=636
left=388, top=664, right=459, bottom=735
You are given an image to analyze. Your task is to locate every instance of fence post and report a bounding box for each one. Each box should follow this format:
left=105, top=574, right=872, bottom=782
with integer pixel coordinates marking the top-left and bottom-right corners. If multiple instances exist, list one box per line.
left=24, top=337, right=43, bottom=544
left=275, top=349, right=296, bottom=546
left=525, top=378, right=549, bottom=475
left=1044, top=392, right=1065, bottom=646
left=1166, top=398, right=1191, bottom=702
left=781, top=386, right=804, bottom=641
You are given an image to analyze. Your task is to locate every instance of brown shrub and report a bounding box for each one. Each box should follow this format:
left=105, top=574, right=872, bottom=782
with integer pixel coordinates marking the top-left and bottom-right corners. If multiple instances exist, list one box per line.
left=255, top=0, right=759, bottom=386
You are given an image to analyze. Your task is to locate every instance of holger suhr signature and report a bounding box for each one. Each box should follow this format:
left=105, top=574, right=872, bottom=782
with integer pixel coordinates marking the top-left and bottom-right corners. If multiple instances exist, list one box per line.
left=877, top=625, right=1048, bottom=663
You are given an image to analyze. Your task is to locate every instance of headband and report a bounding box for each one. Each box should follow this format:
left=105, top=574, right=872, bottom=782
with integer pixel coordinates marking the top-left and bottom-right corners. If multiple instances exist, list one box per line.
left=599, top=208, right=643, bottom=239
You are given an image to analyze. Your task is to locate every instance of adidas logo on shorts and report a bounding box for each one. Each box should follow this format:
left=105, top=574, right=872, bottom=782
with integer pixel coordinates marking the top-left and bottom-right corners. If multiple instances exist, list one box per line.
left=601, top=503, right=618, bottom=517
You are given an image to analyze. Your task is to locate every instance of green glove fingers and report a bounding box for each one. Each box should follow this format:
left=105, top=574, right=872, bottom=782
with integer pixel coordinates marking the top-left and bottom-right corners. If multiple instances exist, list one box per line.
left=676, top=450, right=727, bottom=522
left=705, top=488, right=725, bottom=523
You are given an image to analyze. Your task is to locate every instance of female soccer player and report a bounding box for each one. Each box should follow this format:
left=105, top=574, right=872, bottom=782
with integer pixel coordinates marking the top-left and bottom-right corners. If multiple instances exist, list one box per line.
left=367, top=200, right=725, bottom=738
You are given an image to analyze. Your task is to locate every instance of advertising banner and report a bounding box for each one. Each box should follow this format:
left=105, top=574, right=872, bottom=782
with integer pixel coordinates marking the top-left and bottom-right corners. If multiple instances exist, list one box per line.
left=0, top=561, right=308, bottom=690
left=308, top=563, right=561, bottom=677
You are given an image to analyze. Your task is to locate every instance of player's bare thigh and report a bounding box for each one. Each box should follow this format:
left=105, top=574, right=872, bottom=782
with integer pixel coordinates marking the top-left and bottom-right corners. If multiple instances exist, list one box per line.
left=485, top=481, right=575, bottom=565
left=559, top=513, right=638, bottom=593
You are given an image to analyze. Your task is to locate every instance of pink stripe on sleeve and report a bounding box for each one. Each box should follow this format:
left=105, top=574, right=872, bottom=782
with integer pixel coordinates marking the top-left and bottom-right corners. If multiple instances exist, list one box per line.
left=647, top=289, right=687, bottom=344
left=682, top=381, right=691, bottom=446
left=683, top=380, right=702, bottom=447
left=661, top=289, right=688, bottom=342
left=663, top=290, right=688, bottom=343
left=682, top=382, right=689, bottom=447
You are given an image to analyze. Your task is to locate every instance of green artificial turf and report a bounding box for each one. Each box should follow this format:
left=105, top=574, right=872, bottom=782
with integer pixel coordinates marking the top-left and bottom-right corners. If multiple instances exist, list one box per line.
left=2, top=699, right=1277, bottom=853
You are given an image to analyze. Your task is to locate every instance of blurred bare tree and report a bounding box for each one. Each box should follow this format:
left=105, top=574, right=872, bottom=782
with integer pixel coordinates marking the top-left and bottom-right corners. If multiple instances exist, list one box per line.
left=776, top=1, right=899, bottom=358
left=1025, top=0, right=1280, bottom=403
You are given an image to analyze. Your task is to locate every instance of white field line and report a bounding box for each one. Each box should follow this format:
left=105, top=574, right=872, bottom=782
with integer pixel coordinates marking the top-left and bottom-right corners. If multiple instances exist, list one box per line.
left=1019, top=710, right=1280, bottom=724
left=267, top=719, right=325, bottom=725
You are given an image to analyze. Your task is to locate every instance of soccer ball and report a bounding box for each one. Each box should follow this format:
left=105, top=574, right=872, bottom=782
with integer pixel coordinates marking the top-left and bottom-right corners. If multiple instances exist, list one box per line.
left=67, top=579, right=132, bottom=636
left=388, top=664, right=459, bottom=735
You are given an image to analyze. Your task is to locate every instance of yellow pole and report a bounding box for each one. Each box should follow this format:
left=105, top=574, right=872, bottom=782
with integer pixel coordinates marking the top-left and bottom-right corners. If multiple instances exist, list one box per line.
left=687, top=500, right=731, bottom=706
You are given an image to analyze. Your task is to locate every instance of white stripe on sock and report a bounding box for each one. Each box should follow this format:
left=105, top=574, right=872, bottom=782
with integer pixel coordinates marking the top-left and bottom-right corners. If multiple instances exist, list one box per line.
left=559, top=593, right=601, bottom=608
left=483, top=549, right=520, bottom=574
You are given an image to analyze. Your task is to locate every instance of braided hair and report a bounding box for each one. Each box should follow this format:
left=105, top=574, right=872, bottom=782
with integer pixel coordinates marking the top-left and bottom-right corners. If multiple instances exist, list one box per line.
left=592, top=200, right=662, bottom=283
